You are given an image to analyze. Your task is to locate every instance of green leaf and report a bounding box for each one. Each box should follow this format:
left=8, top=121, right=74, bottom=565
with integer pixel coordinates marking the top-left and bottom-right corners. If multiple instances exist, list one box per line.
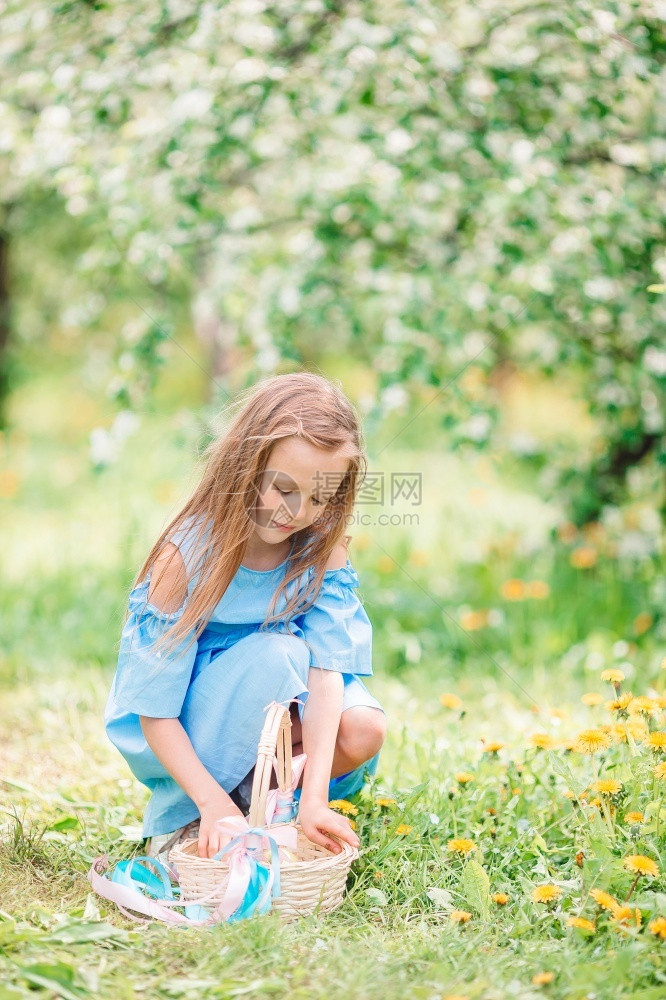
left=461, top=859, right=491, bottom=920
left=19, top=962, right=89, bottom=1000
left=45, top=919, right=129, bottom=945
left=365, top=887, right=388, bottom=907
left=426, top=887, right=453, bottom=909
left=546, top=751, right=587, bottom=797
left=49, top=815, right=80, bottom=832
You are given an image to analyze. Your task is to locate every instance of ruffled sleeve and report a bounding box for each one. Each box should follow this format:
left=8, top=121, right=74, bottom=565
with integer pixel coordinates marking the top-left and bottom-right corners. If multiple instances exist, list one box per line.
left=295, top=559, right=373, bottom=676
left=110, top=579, right=199, bottom=718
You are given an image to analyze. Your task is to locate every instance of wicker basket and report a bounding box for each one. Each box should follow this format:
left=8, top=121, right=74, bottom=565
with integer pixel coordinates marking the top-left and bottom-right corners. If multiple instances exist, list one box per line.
left=170, top=702, right=359, bottom=922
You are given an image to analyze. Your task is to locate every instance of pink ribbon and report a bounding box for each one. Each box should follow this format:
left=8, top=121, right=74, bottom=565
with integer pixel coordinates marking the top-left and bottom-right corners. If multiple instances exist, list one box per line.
left=211, top=815, right=299, bottom=919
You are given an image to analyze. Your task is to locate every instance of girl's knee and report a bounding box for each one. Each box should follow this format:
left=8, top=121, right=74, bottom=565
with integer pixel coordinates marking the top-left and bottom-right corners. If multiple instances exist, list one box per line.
left=337, top=707, right=386, bottom=765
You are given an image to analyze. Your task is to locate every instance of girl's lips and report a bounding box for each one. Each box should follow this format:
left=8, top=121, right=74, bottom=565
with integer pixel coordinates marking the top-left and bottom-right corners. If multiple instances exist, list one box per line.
left=271, top=520, right=293, bottom=530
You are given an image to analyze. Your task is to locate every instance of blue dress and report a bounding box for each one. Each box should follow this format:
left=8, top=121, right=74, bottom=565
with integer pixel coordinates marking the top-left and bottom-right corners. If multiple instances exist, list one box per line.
left=104, top=519, right=385, bottom=837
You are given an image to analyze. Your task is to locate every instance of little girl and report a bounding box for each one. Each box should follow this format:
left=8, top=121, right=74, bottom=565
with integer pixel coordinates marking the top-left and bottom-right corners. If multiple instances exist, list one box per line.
left=104, top=372, right=386, bottom=862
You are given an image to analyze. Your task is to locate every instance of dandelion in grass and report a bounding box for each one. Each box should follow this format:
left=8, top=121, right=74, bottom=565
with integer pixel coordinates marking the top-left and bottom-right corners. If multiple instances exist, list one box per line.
left=628, top=696, right=657, bottom=716
left=574, top=729, right=612, bottom=754
left=446, top=838, right=476, bottom=855
left=590, top=888, right=621, bottom=915
left=649, top=916, right=666, bottom=939
left=328, top=799, right=358, bottom=816
left=492, top=892, right=509, bottom=905
left=481, top=740, right=505, bottom=754
left=439, top=693, right=462, bottom=710
left=348, top=819, right=357, bottom=830
left=601, top=668, right=625, bottom=686
left=646, top=731, right=666, bottom=751
left=582, top=692, right=604, bottom=706
left=528, top=733, right=556, bottom=749
left=395, top=824, right=413, bottom=836
left=527, top=580, right=550, bottom=599
left=532, top=884, right=562, bottom=904
left=575, top=850, right=585, bottom=868
left=607, top=692, right=633, bottom=713
left=593, top=778, right=622, bottom=796
left=654, top=761, right=666, bottom=780
left=624, top=855, right=659, bottom=877
left=455, top=771, right=474, bottom=784
left=500, top=578, right=526, bottom=600
left=612, top=906, right=642, bottom=928
left=449, top=909, right=472, bottom=923
left=570, top=546, right=597, bottom=568
left=532, top=972, right=555, bottom=985
left=375, top=797, right=396, bottom=808
left=623, top=811, right=644, bottom=824
left=567, top=916, right=596, bottom=933
left=373, top=871, right=383, bottom=880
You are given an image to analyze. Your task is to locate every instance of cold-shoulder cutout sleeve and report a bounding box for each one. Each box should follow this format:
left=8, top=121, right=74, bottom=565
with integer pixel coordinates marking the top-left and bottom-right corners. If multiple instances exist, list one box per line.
left=110, top=578, right=199, bottom=718
left=166, top=513, right=213, bottom=594
left=296, top=559, right=373, bottom=676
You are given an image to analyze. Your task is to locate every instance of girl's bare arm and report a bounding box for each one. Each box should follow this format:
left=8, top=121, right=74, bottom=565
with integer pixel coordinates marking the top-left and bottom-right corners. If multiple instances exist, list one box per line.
left=140, top=546, right=242, bottom=857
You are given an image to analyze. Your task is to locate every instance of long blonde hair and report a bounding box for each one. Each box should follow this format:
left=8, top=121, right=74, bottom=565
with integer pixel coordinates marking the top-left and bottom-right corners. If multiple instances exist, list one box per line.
left=126, top=371, right=367, bottom=659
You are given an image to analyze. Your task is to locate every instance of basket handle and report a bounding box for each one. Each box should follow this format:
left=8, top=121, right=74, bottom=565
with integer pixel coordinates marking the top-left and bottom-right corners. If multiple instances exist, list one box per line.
left=248, top=702, right=293, bottom=828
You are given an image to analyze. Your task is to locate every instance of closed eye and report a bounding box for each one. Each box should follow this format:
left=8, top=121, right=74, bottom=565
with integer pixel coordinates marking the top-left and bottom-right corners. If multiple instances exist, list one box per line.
left=277, top=488, right=325, bottom=506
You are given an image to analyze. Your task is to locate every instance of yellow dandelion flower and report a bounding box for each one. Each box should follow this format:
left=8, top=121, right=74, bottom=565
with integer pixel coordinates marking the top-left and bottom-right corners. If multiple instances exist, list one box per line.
left=624, top=855, right=659, bottom=877
left=527, top=580, right=550, bottom=600
left=329, top=799, right=359, bottom=816
left=373, top=870, right=383, bottom=880
left=532, top=971, right=555, bottom=985
left=593, top=778, right=623, bottom=796
left=575, top=850, right=585, bottom=868
left=449, top=909, right=472, bottom=923
left=439, top=693, right=463, bottom=710
left=562, top=789, right=575, bottom=799
left=442, top=995, right=469, bottom=1000
left=570, top=546, right=597, bottom=569
left=656, top=694, right=666, bottom=708
left=500, top=578, right=526, bottom=600
left=376, top=556, right=394, bottom=574
left=532, top=884, right=562, bottom=903
left=574, top=729, right=612, bottom=754
left=408, top=549, right=430, bottom=566
left=455, top=772, right=474, bottom=784
left=653, top=761, right=666, bottom=780
left=395, top=824, right=413, bottom=836
left=590, top=888, right=621, bottom=915
left=624, top=811, right=644, bottom=824
left=582, top=692, right=604, bottom=706
left=601, top=668, right=625, bottom=685
left=612, top=906, right=642, bottom=928
left=633, top=612, right=653, bottom=635
left=607, top=693, right=633, bottom=712
left=482, top=741, right=506, bottom=753
left=646, top=731, right=666, bottom=750
left=629, top=696, right=657, bottom=716
left=648, top=916, right=666, bottom=939
left=492, top=892, right=509, bottom=905
left=610, top=723, right=628, bottom=743
left=460, top=610, right=489, bottom=631
left=528, top=733, right=556, bottom=749
left=567, top=916, right=596, bottom=932
left=375, top=797, right=397, bottom=808
left=447, top=838, right=476, bottom=855
left=348, top=818, right=357, bottom=830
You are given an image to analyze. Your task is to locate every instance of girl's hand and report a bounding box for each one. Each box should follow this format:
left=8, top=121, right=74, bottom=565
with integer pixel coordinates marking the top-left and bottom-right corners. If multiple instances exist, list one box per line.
left=197, top=790, right=245, bottom=859
left=297, top=797, right=360, bottom=855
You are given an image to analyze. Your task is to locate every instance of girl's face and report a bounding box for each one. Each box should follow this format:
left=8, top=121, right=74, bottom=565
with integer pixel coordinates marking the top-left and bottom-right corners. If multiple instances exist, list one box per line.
left=252, top=436, right=351, bottom=543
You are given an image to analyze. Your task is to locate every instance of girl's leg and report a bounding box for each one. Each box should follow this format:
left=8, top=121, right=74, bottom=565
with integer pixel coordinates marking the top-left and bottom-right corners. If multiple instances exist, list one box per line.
left=288, top=700, right=386, bottom=783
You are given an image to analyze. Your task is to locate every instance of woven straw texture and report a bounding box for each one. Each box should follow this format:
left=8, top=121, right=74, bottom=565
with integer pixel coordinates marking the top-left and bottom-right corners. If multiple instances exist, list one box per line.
left=170, top=703, right=358, bottom=921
